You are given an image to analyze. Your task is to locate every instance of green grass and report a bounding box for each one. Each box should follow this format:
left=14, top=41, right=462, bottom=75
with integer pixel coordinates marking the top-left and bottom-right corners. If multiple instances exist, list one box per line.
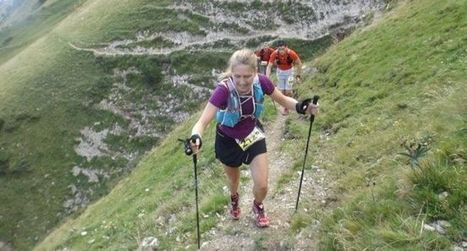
left=0, top=0, right=227, bottom=249
left=299, top=0, right=467, bottom=249
left=0, top=35, right=117, bottom=250
left=0, top=0, right=83, bottom=64
left=32, top=113, right=222, bottom=250
left=2, top=0, right=466, bottom=250
left=31, top=63, right=277, bottom=250
left=54, top=0, right=210, bottom=44
left=0, top=0, right=271, bottom=248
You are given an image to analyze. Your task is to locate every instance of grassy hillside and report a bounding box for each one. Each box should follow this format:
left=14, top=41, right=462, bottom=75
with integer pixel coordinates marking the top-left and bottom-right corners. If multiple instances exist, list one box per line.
left=310, top=0, right=466, bottom=249
left=0, top=0, right=211, bottom=249
left=0, top=0, right=84, bottom=65
left=34, top=0, right=465, bottom=250
left=0, top=0, right=334, bottom=250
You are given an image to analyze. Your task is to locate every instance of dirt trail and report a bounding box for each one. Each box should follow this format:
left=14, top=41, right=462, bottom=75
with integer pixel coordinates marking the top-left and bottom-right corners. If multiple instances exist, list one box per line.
left=201, top=112, right=328, bottom=250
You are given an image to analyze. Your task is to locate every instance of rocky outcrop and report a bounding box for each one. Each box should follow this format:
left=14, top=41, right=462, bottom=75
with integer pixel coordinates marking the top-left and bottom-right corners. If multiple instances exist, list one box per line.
left=72, top=0, right=386, bottom=56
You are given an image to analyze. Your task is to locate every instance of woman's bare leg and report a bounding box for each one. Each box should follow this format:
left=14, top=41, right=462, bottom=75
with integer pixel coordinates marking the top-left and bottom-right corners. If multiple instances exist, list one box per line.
left=224, top=165, right=241, bottom=196
left=249, top=153, right=269, bottom=203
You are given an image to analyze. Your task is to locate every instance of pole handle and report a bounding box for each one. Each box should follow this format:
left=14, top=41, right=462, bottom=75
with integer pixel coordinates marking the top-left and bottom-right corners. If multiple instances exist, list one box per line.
left=178, top=139, right=193, bottom=156
left=312, top=95, right=319, bottom=105
left=309, top=95, right=320, bottom=122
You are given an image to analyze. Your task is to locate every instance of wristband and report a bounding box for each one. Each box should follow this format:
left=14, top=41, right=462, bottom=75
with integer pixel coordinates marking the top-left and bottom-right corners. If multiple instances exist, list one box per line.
left=190, top=134, right=202, bottom=150
left=295, top=98, right=311, bottom=114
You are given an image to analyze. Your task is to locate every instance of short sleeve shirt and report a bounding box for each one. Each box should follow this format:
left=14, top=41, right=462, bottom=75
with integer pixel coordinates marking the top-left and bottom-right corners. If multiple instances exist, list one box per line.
left=255, top=47, right=275, bottom=62
left=209, top=74, right=275, bottom=139
left=268, top=48, right=300, bottom=71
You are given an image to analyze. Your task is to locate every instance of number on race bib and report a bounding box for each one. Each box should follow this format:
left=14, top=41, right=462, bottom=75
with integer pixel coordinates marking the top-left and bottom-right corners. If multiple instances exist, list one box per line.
left=235, top=127, right=265, bottom=150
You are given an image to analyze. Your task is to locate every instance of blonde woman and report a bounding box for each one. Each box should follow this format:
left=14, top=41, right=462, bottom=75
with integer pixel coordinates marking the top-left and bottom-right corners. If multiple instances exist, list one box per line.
left=189, top=48, right=318, bottom=228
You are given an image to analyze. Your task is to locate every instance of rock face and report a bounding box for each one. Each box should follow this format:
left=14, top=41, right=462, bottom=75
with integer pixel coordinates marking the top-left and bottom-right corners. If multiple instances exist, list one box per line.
left=176, top=0, right=385, bottom=39
left=76, top=0, right=385, bottom=56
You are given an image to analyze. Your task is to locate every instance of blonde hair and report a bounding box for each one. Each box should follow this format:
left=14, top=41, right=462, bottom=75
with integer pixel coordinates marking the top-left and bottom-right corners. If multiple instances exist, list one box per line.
left=219, top=48, right=257, bottom=80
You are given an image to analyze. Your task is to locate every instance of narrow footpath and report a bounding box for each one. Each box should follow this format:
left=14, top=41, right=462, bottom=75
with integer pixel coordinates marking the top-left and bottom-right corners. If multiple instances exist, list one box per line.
left=202, top=112, right=331, bottom=250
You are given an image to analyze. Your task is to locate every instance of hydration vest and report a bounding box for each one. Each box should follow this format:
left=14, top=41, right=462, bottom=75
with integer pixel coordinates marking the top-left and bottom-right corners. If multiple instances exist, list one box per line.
left=275, top=49, right=294, bottom=65
left=216, top=76, right=264, bottom=127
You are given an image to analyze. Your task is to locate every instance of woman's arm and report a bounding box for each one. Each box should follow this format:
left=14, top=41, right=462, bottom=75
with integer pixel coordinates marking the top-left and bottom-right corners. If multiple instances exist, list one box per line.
left=270, top=88, right=318, bottom=115
left=190, top=102, right=218, bottom=153
left=192, top=102, right=217, bottom=137
left=270, top=87, right=298, bottom=111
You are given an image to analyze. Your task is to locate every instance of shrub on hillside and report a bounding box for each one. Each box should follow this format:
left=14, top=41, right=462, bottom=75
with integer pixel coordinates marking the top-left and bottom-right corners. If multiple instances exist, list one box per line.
left=138, top=59, right=163, bottom=88
left=2, top=113, right=40, bottom=133
left=87, top=76, right=113, bottom=104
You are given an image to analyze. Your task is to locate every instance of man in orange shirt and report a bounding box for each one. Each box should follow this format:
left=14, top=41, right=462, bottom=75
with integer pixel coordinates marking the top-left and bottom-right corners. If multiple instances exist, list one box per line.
left=266, top=40, right=303, bottom=115
left=255, top=45, right=275, bottom=75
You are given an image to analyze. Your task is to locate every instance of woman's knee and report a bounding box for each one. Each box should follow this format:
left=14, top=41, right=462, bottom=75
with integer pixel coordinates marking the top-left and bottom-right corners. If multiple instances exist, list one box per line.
left=224, top=166, right=240, bottom=181
left=254, top=182, right=268, bottom=193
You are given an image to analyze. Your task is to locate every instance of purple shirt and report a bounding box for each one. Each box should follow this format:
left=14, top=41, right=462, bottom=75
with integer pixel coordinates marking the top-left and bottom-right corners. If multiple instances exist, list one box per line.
left=209, top=74, right=275, bottom=139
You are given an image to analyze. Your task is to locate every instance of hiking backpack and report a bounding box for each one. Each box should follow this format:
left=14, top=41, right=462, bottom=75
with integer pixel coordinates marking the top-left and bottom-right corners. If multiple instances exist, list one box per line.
left=216, top=76, right=264, bottom=127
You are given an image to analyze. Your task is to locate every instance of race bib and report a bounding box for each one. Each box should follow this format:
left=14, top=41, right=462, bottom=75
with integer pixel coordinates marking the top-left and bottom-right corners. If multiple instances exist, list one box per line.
left=235, top=127, right=265, bottom=151
left=260, top=61, right=268, bottom=66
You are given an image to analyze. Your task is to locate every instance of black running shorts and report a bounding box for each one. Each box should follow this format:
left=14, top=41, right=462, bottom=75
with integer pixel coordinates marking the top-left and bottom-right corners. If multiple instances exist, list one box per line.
left=215, top=128, right=267, bottom=168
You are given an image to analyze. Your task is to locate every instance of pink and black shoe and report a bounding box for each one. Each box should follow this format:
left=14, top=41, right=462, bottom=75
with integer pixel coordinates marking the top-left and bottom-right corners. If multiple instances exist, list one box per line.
left=252, top=200, right=269, bottom=228
left=230, top=193, right=241, bottom=220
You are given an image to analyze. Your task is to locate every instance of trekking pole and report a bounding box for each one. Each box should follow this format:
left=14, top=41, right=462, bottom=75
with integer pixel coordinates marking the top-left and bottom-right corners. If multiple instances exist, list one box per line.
left=178, top=139, right=201, bottom=250
left=295, top=95, right=319, bottom=212
left=192, top=153, right=201, bottom=250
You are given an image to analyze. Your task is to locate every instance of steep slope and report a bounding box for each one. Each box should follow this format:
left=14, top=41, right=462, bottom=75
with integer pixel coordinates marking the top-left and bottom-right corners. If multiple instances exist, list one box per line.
left=34, top=0, right=465, bottom=250
left=0, top=0, right=83, bottom=64
left=0, top=0, right=385, bottom=250
left=310, top=0, right=466, bottom=249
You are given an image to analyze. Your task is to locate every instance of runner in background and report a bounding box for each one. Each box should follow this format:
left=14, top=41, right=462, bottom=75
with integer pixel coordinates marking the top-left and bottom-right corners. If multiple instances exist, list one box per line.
left=266, top=40, right=303, bottom=115
left=255, top=45, right=275, bottom=75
